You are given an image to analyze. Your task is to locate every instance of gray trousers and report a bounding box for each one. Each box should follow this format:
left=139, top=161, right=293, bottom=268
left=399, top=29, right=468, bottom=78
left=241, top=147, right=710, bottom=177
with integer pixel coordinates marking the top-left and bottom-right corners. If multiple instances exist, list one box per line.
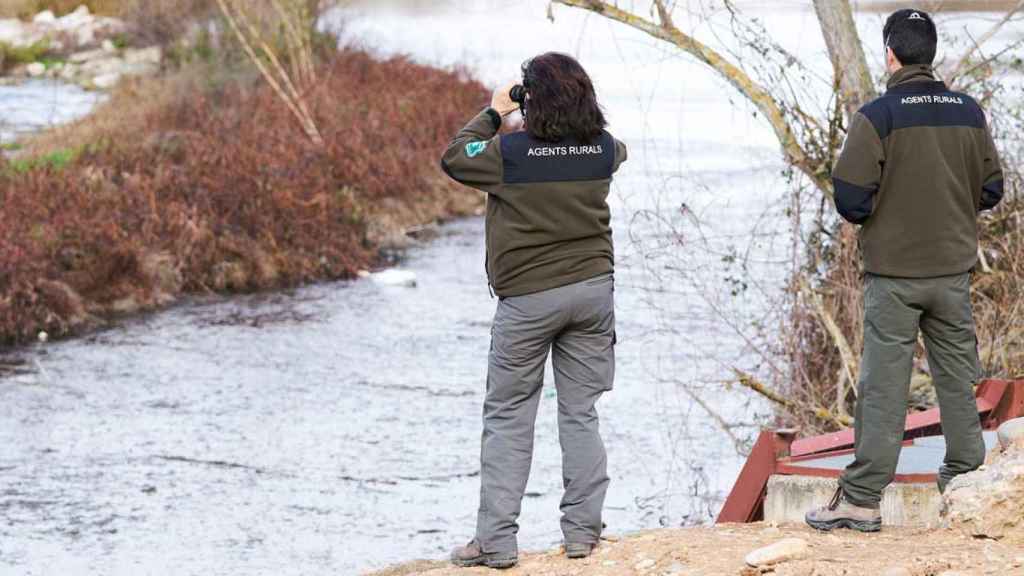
left=839, top=273, right=985, bottom=507
left=476, top=273, right=615, bottom=554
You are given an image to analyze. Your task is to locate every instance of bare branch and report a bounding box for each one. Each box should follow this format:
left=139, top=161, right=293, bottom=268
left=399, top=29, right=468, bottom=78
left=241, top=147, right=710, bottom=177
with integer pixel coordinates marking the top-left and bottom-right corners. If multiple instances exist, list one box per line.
left=733, top=368, right=851, bottom=428
left=951, top=37, right=1024, bottom=91
left=653, top=0, right=674, bottom=29
left=551, top=0, right=831, bottom=195
left=798, top=276, right=858, bottom=396
left=945, top=0, right=1024, bottom=87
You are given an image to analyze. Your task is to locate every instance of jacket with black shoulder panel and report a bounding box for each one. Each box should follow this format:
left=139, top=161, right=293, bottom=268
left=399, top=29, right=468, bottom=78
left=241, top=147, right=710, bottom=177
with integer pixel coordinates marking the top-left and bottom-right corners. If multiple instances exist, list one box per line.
left=832, top=64, right=1004, bottom=278
left=441, top=108, right=628, bottom=297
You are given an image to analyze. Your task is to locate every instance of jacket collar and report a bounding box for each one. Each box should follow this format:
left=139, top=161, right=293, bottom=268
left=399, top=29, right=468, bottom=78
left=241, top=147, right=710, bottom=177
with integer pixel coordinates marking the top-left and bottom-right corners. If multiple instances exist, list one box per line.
left=886, top=64, right=946, bottom=94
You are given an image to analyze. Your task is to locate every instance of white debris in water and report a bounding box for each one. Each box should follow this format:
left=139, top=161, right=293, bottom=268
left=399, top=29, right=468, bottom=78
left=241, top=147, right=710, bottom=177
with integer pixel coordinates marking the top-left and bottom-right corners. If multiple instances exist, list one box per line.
left=37, top=331, right=48, bottom=343
left=369, top=269, right=417, bottom=288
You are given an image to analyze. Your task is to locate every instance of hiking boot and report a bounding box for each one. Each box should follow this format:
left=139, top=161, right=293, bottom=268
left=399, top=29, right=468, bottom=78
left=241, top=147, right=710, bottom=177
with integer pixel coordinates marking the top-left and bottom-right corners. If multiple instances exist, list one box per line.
left=805, top=487, right=882, bottom=532
left=565, top=542, right=595, bottom=559
left=450, top=539, right=518, bottom=569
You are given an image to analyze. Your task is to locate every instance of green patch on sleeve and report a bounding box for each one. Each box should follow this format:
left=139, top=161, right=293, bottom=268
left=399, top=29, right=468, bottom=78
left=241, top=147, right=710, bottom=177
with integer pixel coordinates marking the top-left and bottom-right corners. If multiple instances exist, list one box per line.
left=465, top=140, right=490, bottom=158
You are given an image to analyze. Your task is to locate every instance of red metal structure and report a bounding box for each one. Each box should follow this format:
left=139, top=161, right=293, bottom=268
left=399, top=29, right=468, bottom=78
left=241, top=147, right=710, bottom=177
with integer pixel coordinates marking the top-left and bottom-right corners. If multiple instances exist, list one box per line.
left=717, top=379, right=1024, bottom=524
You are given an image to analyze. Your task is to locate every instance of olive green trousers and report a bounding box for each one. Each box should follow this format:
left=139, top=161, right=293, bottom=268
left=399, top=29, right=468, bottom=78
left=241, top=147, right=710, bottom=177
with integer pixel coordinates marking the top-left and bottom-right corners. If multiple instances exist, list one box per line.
left=839, top=273, right=986, bottom=508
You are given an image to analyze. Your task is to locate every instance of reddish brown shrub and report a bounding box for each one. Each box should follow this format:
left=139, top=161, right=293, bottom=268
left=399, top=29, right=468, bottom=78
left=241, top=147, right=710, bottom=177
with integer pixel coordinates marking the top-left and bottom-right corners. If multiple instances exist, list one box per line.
left=0, top=48, right=489, bottom=344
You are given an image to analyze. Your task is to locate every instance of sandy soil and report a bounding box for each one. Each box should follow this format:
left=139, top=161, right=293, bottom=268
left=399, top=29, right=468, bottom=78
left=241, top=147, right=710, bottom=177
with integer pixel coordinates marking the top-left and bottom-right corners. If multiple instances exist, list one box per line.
left=370, top=523, right=1024, bottom=576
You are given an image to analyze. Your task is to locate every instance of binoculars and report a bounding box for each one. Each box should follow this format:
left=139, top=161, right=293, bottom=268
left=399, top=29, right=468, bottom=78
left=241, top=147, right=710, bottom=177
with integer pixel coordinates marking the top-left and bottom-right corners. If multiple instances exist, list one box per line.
left=510, top=85, right=528, bottom=105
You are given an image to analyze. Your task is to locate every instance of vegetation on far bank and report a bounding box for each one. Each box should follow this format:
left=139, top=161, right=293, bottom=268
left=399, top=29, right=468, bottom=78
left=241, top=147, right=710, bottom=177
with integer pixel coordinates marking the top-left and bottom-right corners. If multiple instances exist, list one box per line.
left=0, top=0, right=202, bottom=19
left=0, top=24, right=487, bottom=345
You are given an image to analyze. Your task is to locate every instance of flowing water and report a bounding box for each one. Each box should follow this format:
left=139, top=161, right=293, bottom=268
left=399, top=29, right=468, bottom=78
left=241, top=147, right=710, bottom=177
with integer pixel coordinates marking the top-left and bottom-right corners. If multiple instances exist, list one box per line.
left=0, top=79, right=103, bottom=146
left=1, top=2, right=1016, bottom=575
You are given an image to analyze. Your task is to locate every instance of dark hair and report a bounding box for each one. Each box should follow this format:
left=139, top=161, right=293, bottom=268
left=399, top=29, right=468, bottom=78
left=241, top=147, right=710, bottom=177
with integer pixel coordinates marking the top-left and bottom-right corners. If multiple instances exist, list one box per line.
left=520, top=52, right=606, bottom=143
left=883, top=9, right=937, bottom=66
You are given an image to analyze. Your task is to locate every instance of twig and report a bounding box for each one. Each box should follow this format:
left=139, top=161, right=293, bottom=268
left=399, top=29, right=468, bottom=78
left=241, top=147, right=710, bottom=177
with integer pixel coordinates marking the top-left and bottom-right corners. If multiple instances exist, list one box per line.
left=216, top=0, right=324, bottom=145
left=733, top=368, right=851, bottom=428
left=977, top=245, right=993, bottom=274
left=677, top=382, right=749, bottom=456
left=798, top=275, right=859, bottom=401
left=946, top=0, right=1024, bottom=86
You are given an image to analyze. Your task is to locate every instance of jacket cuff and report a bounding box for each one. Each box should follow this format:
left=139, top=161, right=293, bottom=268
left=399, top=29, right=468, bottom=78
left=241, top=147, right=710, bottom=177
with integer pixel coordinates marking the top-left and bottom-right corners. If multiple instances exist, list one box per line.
left=484, top=108, right=502, bottom=131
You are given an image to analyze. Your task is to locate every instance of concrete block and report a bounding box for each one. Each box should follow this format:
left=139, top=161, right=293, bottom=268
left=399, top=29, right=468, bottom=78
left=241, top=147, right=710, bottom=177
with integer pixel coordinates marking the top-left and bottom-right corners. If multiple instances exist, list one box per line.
left=765, top=474, right=943, bottom=528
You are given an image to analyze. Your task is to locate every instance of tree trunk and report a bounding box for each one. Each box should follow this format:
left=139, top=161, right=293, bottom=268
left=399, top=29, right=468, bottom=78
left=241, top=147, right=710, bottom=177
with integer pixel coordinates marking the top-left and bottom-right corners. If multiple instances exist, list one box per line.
left=813, top=0, right=877, bottom=115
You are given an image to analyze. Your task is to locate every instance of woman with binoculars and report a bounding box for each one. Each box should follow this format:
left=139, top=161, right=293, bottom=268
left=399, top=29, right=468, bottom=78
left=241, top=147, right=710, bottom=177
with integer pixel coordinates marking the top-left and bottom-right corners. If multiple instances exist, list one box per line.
left=441, top=52, right=628, bottom=568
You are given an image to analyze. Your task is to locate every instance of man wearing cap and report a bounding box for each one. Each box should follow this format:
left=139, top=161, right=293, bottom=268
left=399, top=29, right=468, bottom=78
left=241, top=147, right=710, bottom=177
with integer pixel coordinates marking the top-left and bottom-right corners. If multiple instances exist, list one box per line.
left=805, top=8, right=1004, bottom=532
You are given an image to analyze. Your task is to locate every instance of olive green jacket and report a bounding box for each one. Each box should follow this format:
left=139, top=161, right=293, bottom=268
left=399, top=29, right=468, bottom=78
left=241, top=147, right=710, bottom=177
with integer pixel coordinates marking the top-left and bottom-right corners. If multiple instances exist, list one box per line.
left=441, top=108, right=628, bottom=297
left=832, top=65, right=1004, bottom=278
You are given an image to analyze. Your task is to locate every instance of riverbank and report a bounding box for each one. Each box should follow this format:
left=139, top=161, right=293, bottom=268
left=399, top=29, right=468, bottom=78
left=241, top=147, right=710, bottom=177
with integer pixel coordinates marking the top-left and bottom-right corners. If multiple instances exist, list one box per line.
left=0, top=46, right=487, bottom=345
left=374, top=427, right=1024, bottom=575
left=373, top=523, right=1024, bottom=576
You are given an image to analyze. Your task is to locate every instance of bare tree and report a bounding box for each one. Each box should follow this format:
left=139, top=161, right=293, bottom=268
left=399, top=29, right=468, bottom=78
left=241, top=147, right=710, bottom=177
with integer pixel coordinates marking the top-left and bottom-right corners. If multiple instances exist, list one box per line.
left=551, top=0, right=1024, bottom=432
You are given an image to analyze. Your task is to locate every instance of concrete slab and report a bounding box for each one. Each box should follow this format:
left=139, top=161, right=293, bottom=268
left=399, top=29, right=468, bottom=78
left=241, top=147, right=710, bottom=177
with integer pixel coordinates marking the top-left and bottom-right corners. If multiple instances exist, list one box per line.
left=765, top=475, right=944, bottom=527
left=765, top=432, right=999, bottom=527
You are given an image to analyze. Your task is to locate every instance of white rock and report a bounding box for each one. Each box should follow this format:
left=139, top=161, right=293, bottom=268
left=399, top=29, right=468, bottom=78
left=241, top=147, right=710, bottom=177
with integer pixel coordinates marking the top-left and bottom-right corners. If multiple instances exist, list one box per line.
left=69, top=48, right=108, bottom=64
left=37, top=331, right=49, bottom=343
left=744, top=538, right=809, bottom=567
left=124, top=46, right=162, bottom=66
left=33, top=10, right=57, bottom=24
left=664, top=561, right=685, bottom=575
left=944, top=442, right=1024, bottom=543
left=26, top=62, right=46, bottom=77
left=102, top=39, right=116, bottom=52
left=77, top=56, right=125, bottom=77
left=370, top=269, right=417, bottom=288
left=0, top=19, right=33, bottom=47
left=92, top=72, right=121, bottom=89
left=75, top=26, right=96, bottom=47
left=998, top=417, right=1024, bottom=449
left=634, top=558, right=656, bottom=570
left=57, top=5, right=92, bottom=29
left=882, top=568, right=912, bottom=576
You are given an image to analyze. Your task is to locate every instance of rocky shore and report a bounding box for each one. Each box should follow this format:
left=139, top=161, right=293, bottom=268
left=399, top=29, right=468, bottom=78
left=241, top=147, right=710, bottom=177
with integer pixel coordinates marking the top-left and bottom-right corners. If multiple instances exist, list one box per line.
left=0, top=5, right=161, bottom=89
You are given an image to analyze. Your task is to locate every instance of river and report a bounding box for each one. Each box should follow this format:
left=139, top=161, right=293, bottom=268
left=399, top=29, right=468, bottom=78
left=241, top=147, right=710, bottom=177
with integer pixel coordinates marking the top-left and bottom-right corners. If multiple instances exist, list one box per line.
left=0, top=2, right=1015, bottom=575
left=0, top=79, right=102, bottom=146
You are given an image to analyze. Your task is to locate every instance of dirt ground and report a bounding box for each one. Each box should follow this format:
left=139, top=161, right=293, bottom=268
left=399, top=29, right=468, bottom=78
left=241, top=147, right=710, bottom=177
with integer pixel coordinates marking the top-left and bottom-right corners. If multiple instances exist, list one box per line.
left=369, top=523, right=1024, bottom=576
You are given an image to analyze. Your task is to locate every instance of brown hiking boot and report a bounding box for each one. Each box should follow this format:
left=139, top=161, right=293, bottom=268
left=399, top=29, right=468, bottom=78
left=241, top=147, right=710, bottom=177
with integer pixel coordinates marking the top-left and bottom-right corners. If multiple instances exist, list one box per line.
left=565, top=542, right=595, bottom=559
left=805, top=487, right=882, bottom=532
left=450, top=539, right=517, bottom=569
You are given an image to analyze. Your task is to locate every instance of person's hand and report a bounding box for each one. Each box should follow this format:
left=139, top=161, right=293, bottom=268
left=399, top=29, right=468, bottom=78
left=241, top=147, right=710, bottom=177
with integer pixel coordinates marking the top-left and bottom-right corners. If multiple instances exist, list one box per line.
left=491, top=82, right=520, bottom=117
